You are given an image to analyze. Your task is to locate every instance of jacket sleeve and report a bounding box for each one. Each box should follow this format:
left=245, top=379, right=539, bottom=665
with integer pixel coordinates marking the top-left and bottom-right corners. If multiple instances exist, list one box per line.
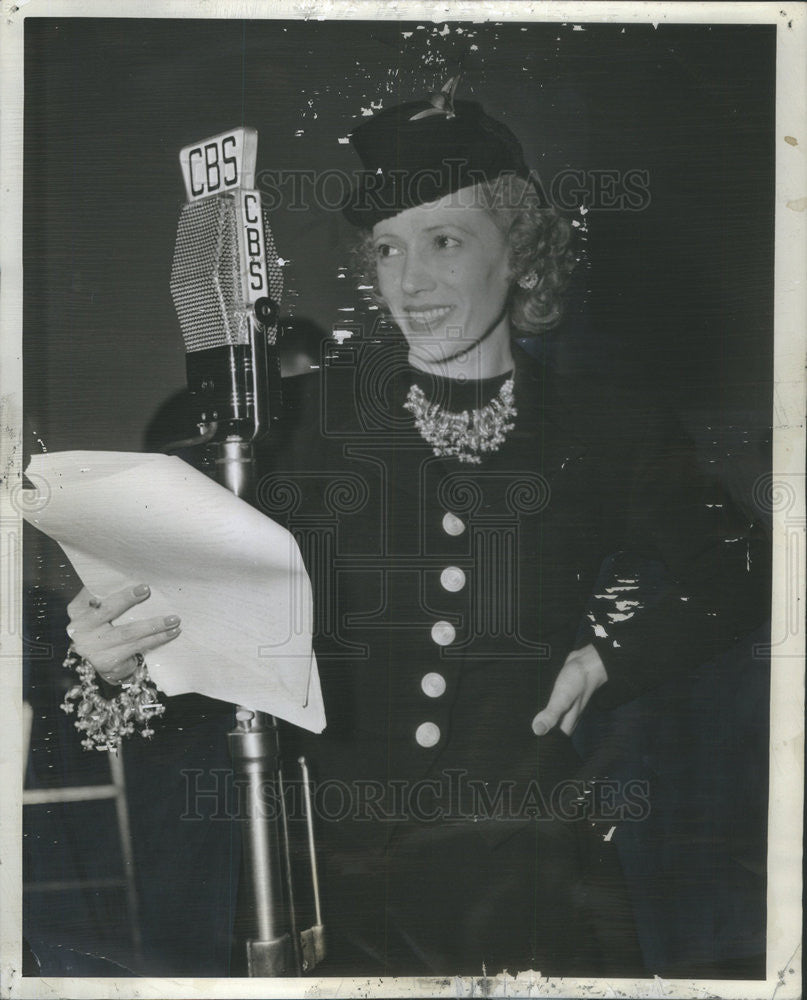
left=583, top=411, right=771, bottom=710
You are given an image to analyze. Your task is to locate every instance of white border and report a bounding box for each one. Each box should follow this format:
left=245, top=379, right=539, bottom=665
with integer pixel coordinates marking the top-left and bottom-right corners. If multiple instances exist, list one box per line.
left=1, top=3, right=804, bottom=998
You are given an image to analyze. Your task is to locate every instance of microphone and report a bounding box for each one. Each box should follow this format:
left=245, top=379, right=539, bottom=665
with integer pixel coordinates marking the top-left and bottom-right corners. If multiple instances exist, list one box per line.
left=170, top=128, right=284, bottom=460
left=168, top=130, right=326, bottom=977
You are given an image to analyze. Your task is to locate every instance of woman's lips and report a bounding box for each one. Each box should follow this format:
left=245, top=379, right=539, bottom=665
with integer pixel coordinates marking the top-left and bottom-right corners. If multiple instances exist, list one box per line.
left=403, top=305, right=454, bottom=329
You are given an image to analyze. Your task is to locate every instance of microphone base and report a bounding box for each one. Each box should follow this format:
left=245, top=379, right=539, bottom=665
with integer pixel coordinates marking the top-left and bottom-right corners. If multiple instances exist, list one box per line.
left=247, top=936, right=294, bottom=977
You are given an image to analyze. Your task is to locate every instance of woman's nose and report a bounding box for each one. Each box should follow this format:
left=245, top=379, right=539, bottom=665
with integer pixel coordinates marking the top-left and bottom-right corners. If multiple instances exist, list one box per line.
left=400, top=253, right=437, bottom=295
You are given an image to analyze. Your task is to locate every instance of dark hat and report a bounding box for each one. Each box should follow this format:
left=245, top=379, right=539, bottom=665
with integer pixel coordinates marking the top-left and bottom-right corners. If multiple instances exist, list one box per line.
left=342, top=92, right=530, bottom=227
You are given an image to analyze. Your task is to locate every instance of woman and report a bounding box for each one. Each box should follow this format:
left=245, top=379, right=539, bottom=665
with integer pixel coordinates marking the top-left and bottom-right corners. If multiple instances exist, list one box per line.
left=63, top=88, right=764, bottom=977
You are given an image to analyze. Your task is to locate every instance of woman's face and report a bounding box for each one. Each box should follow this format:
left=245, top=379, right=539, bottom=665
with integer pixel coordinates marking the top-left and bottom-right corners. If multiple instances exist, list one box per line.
left=371, top=187, right=514, bottom=378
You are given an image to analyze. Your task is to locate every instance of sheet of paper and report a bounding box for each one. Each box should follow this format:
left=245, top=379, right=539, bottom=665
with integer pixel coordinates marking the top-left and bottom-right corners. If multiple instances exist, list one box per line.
left=23, top=451, right=325, bottom=733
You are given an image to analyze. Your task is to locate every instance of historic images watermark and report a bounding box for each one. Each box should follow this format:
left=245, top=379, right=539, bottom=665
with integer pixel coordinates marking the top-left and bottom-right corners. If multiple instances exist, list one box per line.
left=253, top=164, right=651, bottom=214
left=180, top=767, right=651, bottom=825
left=751, top=472, right=804, bottom=657
left=6, top=470, right=54, bottom=661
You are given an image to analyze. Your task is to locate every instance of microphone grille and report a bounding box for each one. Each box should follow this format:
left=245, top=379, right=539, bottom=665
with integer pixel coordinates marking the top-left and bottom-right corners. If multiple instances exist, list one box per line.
left=170, top=194, right=284, bottom=353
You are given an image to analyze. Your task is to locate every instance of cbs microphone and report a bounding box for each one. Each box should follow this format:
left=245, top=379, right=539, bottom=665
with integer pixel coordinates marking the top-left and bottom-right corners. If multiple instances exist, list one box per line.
left=169, top=128, right=283, bottom=497
left=168, top=130, right=325, bottom=976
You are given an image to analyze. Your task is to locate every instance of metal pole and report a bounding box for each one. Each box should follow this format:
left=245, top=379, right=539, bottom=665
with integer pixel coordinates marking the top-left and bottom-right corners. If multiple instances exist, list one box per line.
left=298, top=757, right=326, bottom=971
left=227, top=708, right=291, bottom=975
left=217, top=437, right=292, bottom=976
left=215, top=439, right=255, bottom=501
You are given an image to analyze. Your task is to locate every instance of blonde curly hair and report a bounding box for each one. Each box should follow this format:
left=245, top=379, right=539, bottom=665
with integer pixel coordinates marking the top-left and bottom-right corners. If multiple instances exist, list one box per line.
left=350, top=175, right=576, bottom=335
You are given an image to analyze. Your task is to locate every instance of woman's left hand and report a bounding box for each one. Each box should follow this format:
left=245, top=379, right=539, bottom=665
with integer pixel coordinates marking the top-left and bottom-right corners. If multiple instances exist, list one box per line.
left=531, top=643, right=608, bottom=737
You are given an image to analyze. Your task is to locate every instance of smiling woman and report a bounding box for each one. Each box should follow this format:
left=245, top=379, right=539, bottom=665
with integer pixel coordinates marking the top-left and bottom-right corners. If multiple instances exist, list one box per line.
left=352, top=178, right=577, bottom=373
left=255, top=84, right=767, bottom=977
left=372, top=194, right=516, bottom=377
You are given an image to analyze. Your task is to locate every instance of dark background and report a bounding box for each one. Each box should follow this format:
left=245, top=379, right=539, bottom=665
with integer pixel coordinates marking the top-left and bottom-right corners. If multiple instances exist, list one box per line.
left=22, top=16, right=775, bottom=980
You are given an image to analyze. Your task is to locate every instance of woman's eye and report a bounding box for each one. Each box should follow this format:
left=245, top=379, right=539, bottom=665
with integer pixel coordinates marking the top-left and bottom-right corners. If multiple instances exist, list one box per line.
left=374, top=243, right=401, bottom=259
left=434, top=234, right=461, bottom=250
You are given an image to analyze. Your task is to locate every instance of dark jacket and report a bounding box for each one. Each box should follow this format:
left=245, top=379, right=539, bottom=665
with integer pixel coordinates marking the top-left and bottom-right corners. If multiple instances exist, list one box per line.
left=260, top=338, right=767, bottom=753
left=251, top=337, right=768, bottom=975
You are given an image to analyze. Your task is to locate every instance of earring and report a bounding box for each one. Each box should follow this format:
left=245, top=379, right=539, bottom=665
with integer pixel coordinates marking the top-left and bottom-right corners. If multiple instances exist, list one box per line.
left=518, top=271, right=538, bottom=290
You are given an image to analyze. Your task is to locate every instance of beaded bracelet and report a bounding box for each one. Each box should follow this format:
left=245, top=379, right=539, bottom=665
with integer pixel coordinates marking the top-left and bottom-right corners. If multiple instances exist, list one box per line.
left=60, top=645, right=166, bottom=752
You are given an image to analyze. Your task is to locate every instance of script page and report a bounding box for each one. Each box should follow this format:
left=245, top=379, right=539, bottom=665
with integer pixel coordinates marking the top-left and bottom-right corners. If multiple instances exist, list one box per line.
left=23, top=450, right=325, bottom=733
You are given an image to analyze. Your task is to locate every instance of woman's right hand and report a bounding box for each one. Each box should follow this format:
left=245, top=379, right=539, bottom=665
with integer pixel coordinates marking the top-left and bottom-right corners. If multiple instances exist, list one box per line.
left=66, top=583, right=181, bottom=686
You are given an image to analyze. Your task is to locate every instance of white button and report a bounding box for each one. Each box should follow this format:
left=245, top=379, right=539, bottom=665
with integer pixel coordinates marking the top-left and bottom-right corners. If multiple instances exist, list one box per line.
left=441, top=512, right=466, bottom=536
left=415, top=722, right=441, bottom=748
left=430, top=620, right=456, bottom=646
left=421, top=672, right=447, bottom=698
left=440, top=566, right=466, bottom=592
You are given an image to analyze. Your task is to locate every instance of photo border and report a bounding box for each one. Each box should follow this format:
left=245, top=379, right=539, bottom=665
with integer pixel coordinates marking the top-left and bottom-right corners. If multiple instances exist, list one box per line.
left=1, top=2, right=803, bottom=998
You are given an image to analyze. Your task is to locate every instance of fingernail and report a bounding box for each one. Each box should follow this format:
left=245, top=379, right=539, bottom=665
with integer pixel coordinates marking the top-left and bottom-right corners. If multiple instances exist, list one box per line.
left=532, top=720, right=548, bottom=736
left=166, top=626, right=181, bottom=637
left=164, top=615, right=180, bottom=627
left=133, top=584, right=150, bottom=597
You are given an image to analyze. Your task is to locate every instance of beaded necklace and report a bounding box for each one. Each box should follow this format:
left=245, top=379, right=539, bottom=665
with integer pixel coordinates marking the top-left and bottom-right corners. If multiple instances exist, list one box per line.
left=403, top=373, right=517, bottom=464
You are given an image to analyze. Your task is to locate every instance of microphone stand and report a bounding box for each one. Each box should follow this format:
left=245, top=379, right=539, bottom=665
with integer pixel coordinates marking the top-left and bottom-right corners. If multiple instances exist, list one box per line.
left=168, top=128, right=326, bottom=975
left=175, top=313, right=325, bottom=977
left=217, top=441, right=290, bottom=976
